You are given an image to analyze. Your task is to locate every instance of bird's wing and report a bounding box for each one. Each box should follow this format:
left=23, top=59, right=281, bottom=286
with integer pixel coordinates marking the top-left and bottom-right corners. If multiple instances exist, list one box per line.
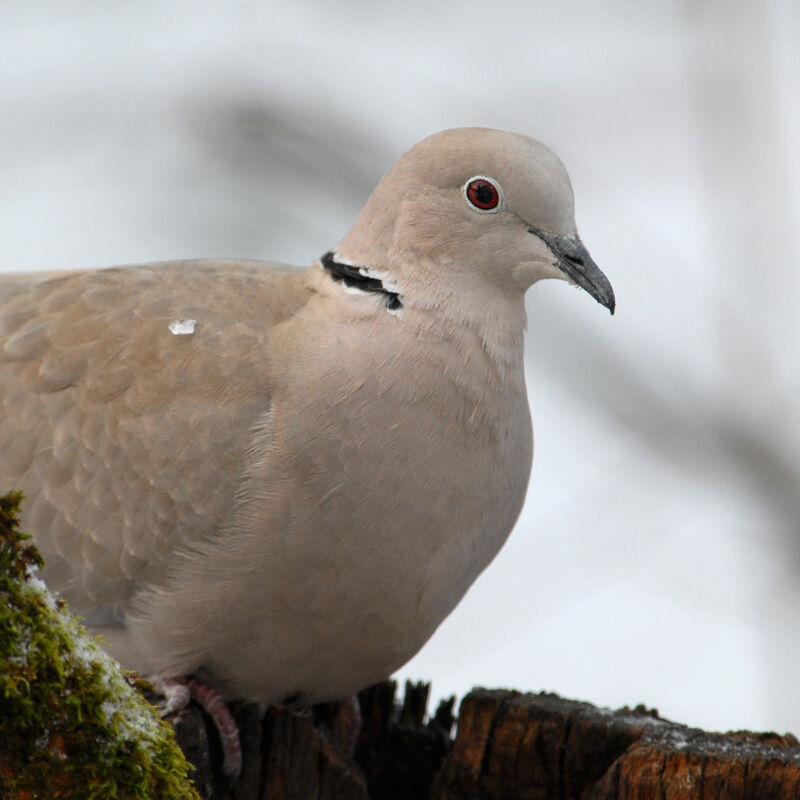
left=0, top=259, right=311, bottom=623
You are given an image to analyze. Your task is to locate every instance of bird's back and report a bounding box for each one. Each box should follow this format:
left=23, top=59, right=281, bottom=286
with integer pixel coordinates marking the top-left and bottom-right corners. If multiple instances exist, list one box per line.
left=0, top=259, right=310, bottom=625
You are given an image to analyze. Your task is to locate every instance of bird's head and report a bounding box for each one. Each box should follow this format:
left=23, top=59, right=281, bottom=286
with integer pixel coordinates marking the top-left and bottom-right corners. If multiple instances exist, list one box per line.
left=333, top=127, right=614, bottom=316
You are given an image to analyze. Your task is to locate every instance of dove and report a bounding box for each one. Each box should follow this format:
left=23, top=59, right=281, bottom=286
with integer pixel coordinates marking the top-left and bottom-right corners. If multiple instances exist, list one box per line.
left=0, top=127, right=614, bottom=774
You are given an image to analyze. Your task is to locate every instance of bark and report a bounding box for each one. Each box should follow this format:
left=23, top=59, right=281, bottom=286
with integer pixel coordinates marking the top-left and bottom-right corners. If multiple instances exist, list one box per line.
left=168, top=681, right=454, bottom=800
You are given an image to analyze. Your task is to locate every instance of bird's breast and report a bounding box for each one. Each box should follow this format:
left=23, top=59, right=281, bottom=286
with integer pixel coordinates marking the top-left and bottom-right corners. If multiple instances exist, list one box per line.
left=255, top=313, right=533, bottom=685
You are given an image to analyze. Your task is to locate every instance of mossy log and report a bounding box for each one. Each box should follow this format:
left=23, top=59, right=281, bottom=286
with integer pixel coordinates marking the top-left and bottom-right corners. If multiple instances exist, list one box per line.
left=172, top=684, right=800, bottom=800
left=0, top=491, right=199, bottom=800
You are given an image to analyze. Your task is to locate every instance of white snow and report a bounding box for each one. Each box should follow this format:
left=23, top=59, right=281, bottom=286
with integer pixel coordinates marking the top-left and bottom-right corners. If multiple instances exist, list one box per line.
left=168, top=319, right=197, bottom=336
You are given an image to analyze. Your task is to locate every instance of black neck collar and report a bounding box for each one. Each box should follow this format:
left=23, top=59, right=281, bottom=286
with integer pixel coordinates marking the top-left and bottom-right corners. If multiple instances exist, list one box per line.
left=320, top=251, right=402, bottom=312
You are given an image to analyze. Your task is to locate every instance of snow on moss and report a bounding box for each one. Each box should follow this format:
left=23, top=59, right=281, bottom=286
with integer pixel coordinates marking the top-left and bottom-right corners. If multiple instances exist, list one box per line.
left=0, top=491, right=200, bottom=799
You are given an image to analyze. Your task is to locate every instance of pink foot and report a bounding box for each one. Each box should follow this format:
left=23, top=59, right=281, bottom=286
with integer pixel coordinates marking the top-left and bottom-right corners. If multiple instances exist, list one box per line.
left=155, top=676, right=242, bottom=778
left=157, top=677, right=191, bottom=716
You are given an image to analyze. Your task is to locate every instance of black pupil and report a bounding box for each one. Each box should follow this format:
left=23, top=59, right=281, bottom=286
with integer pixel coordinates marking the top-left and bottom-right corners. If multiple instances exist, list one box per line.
left=472, top=181, right=496, bottom=207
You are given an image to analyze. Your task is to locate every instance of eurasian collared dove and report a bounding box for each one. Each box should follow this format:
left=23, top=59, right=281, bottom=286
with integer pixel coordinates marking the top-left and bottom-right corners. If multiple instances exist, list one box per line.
left=0, top=127, right=613, bottom=769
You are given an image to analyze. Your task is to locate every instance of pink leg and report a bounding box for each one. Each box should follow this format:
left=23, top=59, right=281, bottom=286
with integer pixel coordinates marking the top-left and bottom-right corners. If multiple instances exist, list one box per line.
left=154, top=676, right=242, bottom=778
left=188, top=678, right=242, bottom=778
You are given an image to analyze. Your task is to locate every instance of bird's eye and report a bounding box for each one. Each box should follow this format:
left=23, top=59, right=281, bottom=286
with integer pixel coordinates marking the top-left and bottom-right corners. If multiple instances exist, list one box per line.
left=464, top=176, right=502, bottom=212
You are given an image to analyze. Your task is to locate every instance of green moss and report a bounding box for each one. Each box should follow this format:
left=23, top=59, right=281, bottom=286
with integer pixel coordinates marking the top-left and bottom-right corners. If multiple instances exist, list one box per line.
left=0, top=491, right=200, bottom=800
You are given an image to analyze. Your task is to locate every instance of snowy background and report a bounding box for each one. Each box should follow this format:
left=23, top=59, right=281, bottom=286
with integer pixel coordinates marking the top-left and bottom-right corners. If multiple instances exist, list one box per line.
left=2, top=1, right=800, bottom=733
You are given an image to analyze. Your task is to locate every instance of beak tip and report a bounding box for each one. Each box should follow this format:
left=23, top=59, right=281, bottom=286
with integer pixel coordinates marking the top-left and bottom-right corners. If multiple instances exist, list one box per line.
left=532, top=229, right=616, bottom=317
left=591, top=281, right=615, bottom=315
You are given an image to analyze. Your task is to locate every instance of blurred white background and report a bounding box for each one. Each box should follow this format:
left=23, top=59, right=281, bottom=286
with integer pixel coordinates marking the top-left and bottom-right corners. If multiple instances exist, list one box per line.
left=2, top=0, right=799, bottom=734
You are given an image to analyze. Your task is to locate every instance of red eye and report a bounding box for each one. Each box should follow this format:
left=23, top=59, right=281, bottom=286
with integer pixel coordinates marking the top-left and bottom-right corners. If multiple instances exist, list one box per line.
left=465, top=177, right=501, bottom=211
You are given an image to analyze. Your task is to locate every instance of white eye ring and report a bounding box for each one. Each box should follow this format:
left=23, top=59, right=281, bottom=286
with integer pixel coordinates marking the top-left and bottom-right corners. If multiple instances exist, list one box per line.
left=462, top=175, right=504, bottom=214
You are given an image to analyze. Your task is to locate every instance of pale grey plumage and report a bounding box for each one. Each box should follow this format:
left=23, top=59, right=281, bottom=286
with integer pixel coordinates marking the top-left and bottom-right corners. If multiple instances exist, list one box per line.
left=0, top=128, right=613, bottom=703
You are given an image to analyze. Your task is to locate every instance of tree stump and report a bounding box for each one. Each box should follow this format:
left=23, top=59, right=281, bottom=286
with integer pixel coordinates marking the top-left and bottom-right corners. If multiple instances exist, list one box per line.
left=167, top=681, right=454, bottom=800
left=169, top=684, right=800, bottom=800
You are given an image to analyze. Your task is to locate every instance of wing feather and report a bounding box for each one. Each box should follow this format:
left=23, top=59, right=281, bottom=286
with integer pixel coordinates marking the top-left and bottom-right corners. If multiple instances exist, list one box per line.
left=0, top=259, right=310, bottom=621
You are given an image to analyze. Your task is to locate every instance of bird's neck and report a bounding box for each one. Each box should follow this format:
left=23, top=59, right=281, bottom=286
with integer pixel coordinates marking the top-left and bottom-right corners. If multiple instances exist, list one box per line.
left=311, top=257, right=528, bottom=386
left=413, top=297, right=527, bottom=390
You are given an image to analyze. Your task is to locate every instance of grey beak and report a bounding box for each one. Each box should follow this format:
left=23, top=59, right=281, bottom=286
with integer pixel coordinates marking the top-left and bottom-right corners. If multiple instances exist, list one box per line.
left=530, top=229, right=615, bottom=314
